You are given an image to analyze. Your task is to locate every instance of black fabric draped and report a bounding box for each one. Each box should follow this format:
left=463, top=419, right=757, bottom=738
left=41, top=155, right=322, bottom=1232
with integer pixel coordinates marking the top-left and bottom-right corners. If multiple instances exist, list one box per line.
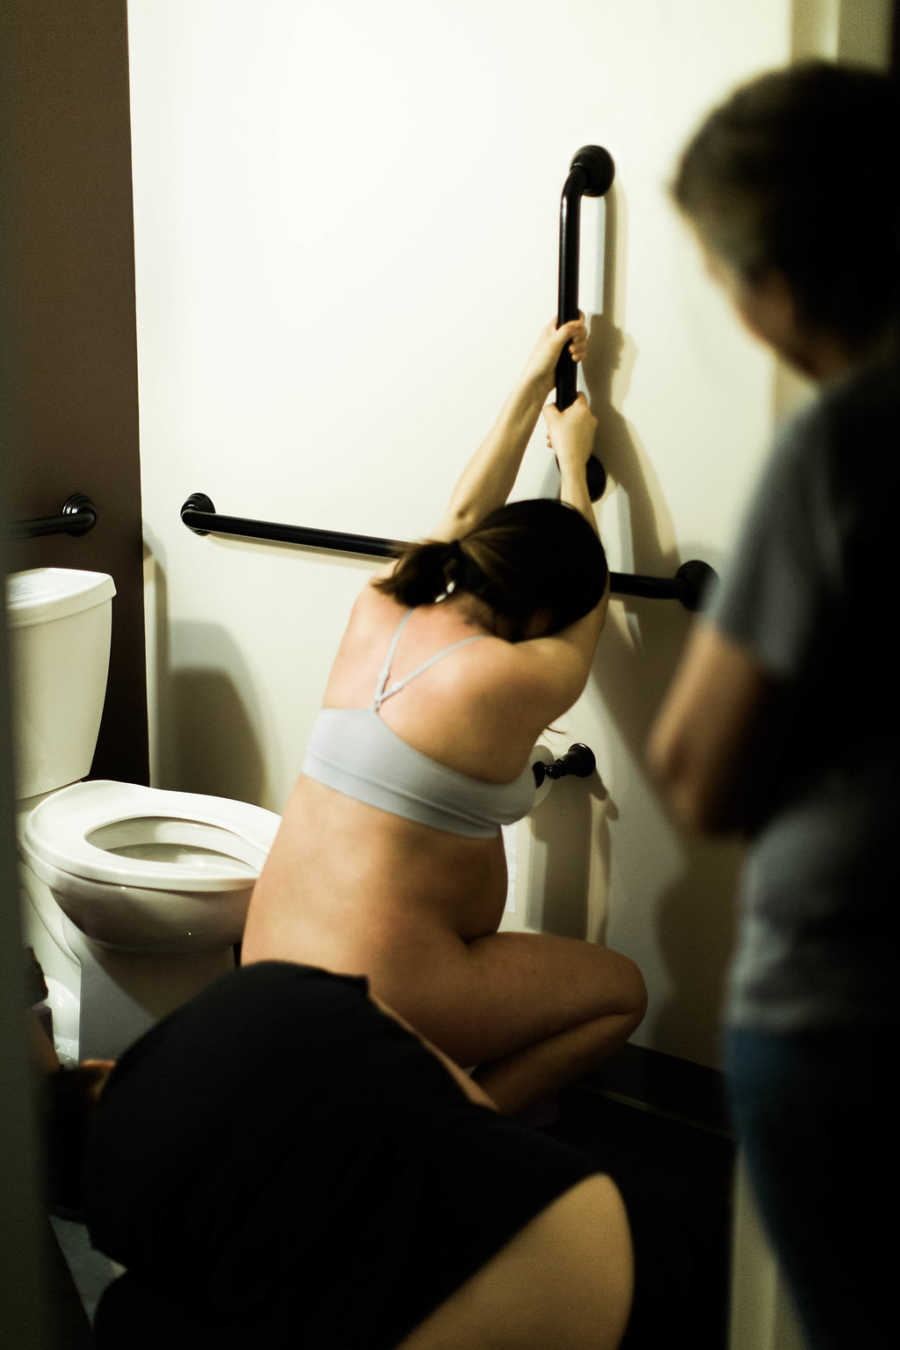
left=85, top=962, right=597, bottom=1349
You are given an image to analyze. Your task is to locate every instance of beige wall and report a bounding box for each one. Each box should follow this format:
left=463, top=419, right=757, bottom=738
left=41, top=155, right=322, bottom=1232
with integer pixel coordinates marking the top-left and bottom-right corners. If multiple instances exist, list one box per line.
left=128, top=9, right=894, bottom=1342
left=130, top=0, right=893, bottom=1072
left=129, top=0, right=792, bottom=1071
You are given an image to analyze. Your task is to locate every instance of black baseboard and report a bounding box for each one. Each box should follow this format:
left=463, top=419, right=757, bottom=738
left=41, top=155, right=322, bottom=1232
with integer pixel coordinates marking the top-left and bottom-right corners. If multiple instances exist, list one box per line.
left=576, top=1043, right=734, bottom=1140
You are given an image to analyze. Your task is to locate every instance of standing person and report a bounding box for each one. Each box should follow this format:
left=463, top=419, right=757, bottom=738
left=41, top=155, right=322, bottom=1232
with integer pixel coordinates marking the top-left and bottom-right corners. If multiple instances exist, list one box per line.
left=648, top=62, right=900, bottom=1349
left=242, top=316, right=646, bottom=1114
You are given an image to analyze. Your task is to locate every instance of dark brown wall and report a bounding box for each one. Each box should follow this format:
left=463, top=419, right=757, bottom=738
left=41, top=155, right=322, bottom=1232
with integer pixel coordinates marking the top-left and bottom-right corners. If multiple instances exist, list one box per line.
left=4, top=0, right=148, bottom=786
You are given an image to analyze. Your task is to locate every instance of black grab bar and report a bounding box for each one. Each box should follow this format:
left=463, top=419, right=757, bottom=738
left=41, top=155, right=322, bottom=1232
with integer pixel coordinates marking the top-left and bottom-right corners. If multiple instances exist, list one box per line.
left=4, top=493, right=97, bottom=540
left=180, top=493, right=399, bottom=559
left=556, top=146, right=615, bottom=503
left=180, top=493, right=716, bottom=612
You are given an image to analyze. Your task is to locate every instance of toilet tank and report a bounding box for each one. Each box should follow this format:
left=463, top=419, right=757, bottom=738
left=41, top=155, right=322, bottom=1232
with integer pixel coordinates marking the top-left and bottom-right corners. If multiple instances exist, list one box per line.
left=6, top=568, right=116, bottom=800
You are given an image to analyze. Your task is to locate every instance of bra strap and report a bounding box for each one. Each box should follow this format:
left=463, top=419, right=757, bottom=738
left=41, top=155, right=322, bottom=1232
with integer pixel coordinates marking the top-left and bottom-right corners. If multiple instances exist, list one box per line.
left=373, top=610, right=487, bottom=711
left=373, top=609, right=417, bottom=707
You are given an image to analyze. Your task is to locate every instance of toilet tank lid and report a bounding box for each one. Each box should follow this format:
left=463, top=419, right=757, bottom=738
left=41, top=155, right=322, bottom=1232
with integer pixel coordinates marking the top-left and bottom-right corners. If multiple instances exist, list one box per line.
left=6, top=568, right=116, bottom=628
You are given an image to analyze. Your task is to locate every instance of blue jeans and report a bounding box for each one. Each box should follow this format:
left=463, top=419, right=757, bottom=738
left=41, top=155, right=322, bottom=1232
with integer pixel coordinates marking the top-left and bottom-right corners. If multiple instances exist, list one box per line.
left=725, top=1025, right=899, bottom=1349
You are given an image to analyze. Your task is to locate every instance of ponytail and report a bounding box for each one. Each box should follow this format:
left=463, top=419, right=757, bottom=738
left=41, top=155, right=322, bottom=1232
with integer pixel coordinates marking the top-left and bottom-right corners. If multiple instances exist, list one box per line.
left=374, top=538, right=470, bottom=606
left=373, top=499, right=607, bottom=637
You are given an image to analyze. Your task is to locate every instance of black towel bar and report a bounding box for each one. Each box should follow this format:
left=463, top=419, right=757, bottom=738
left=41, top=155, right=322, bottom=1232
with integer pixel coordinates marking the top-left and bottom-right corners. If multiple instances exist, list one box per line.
left=4, top=493, right=97, bottom=540
left=180, top=493, right=716, bottom=611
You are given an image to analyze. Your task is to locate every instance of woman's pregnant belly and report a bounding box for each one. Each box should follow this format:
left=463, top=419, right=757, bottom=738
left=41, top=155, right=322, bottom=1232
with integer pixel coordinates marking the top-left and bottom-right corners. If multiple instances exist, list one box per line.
left=240, top=776, right=509, bottom=972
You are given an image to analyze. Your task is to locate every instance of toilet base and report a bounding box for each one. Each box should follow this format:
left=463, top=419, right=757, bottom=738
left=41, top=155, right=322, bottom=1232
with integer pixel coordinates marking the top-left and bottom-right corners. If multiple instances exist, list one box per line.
left=76, top=942, right=236, bottom=1061
left=21, top=864, right=237, bottom=1061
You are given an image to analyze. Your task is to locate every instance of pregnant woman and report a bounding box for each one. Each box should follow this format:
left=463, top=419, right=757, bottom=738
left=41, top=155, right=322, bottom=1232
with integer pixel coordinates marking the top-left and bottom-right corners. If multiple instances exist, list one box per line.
left=242, top=315, right=646, bottom=1113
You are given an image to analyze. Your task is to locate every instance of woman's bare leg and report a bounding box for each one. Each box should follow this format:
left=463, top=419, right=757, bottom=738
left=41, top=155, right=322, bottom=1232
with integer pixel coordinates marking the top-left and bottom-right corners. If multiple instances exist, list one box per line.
left=395, top=1175, right=633, bottom=1350
left=472, top=1007, right=643, bottom=1116
left=369, top=930, right=647, bottom=1114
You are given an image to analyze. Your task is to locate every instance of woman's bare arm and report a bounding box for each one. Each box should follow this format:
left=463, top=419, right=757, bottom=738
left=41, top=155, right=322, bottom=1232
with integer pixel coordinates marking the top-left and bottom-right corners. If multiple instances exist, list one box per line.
left=516, top=391, right=607, bottom=690
left=430, top=317, right=588, bottom=542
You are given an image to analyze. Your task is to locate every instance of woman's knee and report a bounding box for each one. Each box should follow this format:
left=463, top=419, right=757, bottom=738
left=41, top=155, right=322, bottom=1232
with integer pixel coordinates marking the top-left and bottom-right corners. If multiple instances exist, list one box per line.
left=611, top=951, right=648, bottom=1029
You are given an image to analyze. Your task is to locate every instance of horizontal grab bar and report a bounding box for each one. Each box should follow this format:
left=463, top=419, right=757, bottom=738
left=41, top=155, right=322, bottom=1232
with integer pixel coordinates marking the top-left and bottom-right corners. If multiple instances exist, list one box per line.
left=612, top=560, right=716, bottom=611
left=4, top=493, right=97, bottom=540
left=180, top=493, right=717, bottom=611
left=181, top=493, right=399, bottom=559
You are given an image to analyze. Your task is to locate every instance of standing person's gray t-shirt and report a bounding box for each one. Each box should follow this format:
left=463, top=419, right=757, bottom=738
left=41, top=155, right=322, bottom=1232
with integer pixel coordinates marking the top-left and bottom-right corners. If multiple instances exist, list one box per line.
left=706, top=352, right=900, bottom=1031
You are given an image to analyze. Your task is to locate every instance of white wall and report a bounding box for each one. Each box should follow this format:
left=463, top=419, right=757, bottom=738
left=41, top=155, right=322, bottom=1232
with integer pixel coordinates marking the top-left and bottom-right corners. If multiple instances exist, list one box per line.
left=128, top=0, right=798, bottom=1069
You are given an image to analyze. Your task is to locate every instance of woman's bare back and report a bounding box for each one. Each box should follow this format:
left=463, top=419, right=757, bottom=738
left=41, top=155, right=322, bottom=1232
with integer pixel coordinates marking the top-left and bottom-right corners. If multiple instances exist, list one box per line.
left=241, top=585, right=543, bottom=973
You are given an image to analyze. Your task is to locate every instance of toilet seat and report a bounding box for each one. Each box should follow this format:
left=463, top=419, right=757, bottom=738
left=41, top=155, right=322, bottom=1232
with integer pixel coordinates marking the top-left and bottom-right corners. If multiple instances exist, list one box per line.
left=22, top=780, right=281, bottom=892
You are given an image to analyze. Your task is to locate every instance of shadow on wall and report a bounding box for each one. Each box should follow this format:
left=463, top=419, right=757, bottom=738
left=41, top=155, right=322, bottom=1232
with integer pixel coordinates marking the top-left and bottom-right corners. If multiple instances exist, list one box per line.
left=524, top=770, right=615, bottom=944
left=574, top=183, right=741, bottom=1062
left=598, top=597, right=741, bottom=1059
left=528, top=777, right=592, bottom=938
left=144, top=539, right=266, bottom=806
left=168, top=627, right=266, bottom=805
left=656, top=833, right=744, bottom=1056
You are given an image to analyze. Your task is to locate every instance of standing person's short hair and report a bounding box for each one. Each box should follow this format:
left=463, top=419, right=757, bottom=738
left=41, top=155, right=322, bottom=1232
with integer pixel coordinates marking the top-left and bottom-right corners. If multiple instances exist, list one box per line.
left=672, top=61, right=900, bottom=349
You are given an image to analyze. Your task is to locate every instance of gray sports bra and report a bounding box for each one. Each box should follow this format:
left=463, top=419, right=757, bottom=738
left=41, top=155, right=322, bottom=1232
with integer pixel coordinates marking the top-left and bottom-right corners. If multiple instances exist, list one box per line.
left=302, top=609, right=537, bottom=837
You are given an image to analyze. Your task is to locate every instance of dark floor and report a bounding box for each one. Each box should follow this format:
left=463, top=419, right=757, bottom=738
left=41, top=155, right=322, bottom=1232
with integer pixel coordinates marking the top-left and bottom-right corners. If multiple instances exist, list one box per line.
left=549, top=1056, right=736, bottom=1349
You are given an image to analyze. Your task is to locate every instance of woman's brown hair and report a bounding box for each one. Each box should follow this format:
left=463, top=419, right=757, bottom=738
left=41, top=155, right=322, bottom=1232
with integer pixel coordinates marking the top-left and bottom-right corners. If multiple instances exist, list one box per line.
left=375, top=498, right=607, bottom=639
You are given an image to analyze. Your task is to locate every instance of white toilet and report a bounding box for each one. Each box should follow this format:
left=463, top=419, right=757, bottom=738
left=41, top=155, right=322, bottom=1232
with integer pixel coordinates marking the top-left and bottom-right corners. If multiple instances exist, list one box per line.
left=7, top=567, right=281, bottom=1063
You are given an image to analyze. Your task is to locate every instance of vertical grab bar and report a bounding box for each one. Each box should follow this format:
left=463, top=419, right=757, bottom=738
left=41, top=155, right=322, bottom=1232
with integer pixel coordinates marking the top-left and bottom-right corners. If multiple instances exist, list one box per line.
left=555, top=145, right=615, bottom=501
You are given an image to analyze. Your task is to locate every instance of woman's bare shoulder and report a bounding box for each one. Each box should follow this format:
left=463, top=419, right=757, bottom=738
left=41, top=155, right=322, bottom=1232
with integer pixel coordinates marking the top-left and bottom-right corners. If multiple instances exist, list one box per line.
left=491, top=627, right=597, bottom=722
left=446, top=632, right=581, bottom=732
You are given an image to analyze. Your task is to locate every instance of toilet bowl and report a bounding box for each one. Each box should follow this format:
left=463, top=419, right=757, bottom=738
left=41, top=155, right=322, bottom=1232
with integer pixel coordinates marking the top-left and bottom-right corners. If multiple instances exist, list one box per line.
left=21, top=780, right=279, bottom=953
left=7, top=566, right=282, bottom=1061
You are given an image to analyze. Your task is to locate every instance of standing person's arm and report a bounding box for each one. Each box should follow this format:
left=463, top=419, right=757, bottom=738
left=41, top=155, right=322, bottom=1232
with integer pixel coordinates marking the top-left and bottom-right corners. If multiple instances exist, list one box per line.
left=647, top=407, right=838, bottom=835
left=646, top=623, right=775, bottom=832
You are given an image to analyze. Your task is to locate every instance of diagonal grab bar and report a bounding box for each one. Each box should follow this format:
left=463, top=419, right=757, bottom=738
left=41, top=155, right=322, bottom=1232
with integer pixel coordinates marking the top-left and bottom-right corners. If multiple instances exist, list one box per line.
left=180, top=494, right=716, bottom=611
